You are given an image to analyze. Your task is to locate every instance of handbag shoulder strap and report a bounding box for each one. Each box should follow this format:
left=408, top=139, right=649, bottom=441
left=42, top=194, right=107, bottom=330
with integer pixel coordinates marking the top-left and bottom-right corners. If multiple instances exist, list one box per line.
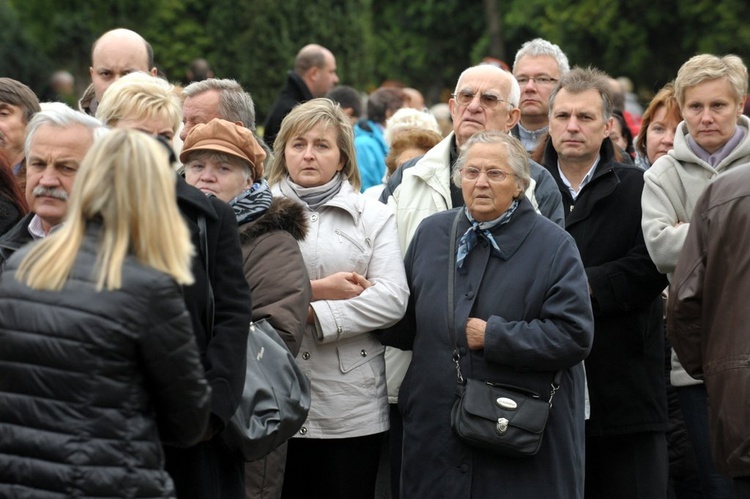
left=197, top=214, right=215, bottom=338
left=448, top=209, right=462, bottom=342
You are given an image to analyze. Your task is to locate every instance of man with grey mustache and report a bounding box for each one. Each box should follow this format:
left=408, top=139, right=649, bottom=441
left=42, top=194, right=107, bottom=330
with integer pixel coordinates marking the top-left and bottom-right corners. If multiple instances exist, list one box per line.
left=0, top=104, right=106, bottom=270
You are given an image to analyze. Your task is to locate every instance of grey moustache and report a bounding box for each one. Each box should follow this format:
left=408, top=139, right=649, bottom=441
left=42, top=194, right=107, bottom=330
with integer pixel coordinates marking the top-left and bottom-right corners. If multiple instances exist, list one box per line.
left=32, top=186, right=68, bottom=201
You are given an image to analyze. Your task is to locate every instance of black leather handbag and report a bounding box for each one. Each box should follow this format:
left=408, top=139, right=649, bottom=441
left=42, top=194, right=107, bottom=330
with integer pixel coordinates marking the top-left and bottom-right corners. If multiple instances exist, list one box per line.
left=450, top=371, right=560, bottom=458
left=197, top=216, right=310, bottom=462
left=222, top=319, right=311, bottom=461
left=446, top=210, right=560, bottom=458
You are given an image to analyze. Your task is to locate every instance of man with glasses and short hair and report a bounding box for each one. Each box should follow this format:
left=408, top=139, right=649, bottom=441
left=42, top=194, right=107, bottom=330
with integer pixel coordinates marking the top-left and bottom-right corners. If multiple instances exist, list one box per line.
left=381, top=64, right=563, bottom=236
left=378, top=63, right=563, bottom=498
left=512, top=38, right=570, bottom=153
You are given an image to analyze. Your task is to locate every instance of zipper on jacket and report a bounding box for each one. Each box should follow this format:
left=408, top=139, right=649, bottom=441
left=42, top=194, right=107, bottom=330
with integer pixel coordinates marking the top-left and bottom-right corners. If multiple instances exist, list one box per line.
left=335, top=229, right=366, bottom=252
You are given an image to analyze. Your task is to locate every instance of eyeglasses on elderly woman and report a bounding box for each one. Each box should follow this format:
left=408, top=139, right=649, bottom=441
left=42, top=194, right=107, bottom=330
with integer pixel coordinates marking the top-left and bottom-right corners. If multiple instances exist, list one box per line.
left=460, top=167, right=516, bottom=182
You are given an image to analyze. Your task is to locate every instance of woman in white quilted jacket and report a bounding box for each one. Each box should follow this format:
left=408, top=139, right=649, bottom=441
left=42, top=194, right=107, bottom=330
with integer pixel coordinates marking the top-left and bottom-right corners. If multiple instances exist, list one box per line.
left=267, top=98, right=409, bottom=499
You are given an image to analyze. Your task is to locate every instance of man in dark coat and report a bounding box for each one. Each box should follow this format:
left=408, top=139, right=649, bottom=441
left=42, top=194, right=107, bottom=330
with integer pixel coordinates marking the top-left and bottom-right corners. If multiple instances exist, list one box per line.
left=262, top=44, right=339, bottom=147
left=542, top=66, right=669, bottom=499
left=164, top=176, right=252, bottom=499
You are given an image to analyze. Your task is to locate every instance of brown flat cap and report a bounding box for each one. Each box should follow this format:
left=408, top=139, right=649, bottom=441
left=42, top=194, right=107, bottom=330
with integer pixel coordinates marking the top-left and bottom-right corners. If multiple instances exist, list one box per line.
left=180, top=118, right=267, bottom=180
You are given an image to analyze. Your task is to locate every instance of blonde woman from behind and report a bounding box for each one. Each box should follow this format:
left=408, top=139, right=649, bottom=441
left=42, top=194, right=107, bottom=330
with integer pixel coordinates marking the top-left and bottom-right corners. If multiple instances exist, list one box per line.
left=0, top=129, right=210, bottom=498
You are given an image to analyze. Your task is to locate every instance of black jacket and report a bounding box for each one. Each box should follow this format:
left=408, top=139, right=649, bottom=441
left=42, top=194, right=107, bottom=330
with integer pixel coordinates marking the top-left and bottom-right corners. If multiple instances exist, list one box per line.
left=0, top=197, right=21, bottom=237
left=541, top=138, right=668, bottom=436
left=0, top=223, right=211, bottom=498
left=1, top=184, right=254, bottom=407
left=0, top=212, right=33, bottom=271
left=164, top=178, right=253, bottom=499
left=262, top=71, right=313, bottom=147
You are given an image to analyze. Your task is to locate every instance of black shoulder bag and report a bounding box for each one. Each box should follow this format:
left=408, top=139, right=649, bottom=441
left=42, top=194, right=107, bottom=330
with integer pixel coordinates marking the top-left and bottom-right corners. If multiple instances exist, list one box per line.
left=447, top=209, right=562, bottom=458
left=197, top=214, right=311, bottom=462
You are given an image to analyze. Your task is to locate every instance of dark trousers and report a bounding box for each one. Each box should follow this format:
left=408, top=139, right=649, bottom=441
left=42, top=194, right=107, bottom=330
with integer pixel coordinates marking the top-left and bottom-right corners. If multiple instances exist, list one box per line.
left=733, top=477, right=750, bottom=499
left=585, top=432, right=668, bottom=499
left=676, top=384, right=733, bottom=498
left=245, top=440, right=288, bottom=499
left=164, top=437, right=245, bottom=499
left=281, top=433, right=384, bottom=499
left=389, top=404, right=403, bottom=499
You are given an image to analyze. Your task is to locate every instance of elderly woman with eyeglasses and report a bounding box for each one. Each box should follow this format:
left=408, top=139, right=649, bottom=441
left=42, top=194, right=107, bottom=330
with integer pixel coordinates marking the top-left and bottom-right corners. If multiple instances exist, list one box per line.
left=379, top=131, right=594, bottom=498
left=641, top=54, right=749, bottom=498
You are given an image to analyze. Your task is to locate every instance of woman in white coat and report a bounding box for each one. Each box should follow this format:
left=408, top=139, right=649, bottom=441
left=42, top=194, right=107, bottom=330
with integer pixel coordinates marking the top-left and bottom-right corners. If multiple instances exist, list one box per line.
left=267, top=98, right=409, bottom=499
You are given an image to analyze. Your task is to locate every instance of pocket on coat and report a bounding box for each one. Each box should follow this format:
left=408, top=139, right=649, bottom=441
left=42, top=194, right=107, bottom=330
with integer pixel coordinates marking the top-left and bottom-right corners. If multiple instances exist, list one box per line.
left=337, top=336, right=385, bottom=373
left=333, top=228, right=371, bottom=272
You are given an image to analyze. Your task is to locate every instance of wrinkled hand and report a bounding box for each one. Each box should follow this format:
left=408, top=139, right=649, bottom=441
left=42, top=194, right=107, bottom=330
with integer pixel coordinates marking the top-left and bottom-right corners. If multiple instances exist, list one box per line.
left=465, top=318, right=486, bottom=350
left=312, top=272, right=371, bottom=301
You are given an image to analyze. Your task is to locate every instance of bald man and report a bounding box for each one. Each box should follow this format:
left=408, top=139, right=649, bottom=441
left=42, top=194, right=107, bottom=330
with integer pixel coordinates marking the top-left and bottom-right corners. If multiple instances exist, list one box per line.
left=262, top=44, right=339, bottom=146
left=78, top=28, right=156, bottom=115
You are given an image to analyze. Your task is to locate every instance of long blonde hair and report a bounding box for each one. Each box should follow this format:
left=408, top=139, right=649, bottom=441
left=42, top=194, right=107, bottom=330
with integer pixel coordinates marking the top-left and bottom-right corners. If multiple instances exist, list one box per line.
left=17, top=129, right=194, bottom=290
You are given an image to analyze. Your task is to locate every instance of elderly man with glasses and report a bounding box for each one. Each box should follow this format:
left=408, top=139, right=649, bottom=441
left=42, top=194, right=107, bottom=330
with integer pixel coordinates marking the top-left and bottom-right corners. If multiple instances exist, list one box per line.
left=511, top=38, right=570, bottom=153
left=377, top=62, right=563, bottom=499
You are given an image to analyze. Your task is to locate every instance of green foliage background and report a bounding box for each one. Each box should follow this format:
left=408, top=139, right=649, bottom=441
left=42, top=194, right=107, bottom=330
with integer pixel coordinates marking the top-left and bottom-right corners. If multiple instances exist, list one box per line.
left=2, top=0, right=749, bottom=121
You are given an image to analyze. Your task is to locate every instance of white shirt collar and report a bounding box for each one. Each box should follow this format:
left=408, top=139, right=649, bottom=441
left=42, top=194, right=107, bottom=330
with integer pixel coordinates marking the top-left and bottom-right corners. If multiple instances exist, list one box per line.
left=27, top=214, right=61, bottom=240
left=558, top=156, right=601, bottom=200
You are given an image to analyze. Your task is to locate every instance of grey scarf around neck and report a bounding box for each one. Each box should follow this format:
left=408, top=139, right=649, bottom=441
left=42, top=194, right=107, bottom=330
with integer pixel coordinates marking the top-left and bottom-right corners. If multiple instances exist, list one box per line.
left=279, top=173, right=343, bottom=211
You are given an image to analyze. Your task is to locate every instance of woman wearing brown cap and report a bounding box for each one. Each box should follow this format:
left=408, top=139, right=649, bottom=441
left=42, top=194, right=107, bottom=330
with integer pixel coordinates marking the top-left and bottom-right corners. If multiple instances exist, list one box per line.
left=182, top=118, right=312, bottom=499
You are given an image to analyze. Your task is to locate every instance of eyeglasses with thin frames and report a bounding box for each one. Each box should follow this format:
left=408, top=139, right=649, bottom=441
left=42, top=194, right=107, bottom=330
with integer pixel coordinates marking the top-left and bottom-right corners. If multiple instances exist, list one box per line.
left=460, top=167, right=515, bottom=182
left=515, top=76, right=559, bottom=86
left=452, top=90, right=510, bottom=109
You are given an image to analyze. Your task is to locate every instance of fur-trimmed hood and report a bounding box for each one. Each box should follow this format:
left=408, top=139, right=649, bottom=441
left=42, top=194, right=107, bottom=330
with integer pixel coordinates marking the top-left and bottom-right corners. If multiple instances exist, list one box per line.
left=239, top=196, right=308, bottom=242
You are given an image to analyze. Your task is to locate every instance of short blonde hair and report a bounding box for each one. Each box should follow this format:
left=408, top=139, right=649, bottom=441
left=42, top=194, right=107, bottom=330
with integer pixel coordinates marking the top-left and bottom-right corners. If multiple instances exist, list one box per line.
left=674, top=54, right=748, bottom=108
left=17, top=129, right=194, bottom=290
left=96, top=72, right=182, bottom=133
left=267, top=98, right=360, bottom=191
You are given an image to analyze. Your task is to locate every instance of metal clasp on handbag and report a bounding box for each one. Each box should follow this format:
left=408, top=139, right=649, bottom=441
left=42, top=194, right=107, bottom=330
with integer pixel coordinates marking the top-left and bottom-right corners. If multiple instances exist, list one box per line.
left=496, top=418, right=509, bottom=434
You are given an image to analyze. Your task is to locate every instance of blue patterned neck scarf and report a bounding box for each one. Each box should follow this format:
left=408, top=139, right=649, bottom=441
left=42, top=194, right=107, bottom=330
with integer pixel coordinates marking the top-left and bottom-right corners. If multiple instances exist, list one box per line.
left=455, top=199, right=519, bottom=269
left=230, top=179, right=273, bottom=225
